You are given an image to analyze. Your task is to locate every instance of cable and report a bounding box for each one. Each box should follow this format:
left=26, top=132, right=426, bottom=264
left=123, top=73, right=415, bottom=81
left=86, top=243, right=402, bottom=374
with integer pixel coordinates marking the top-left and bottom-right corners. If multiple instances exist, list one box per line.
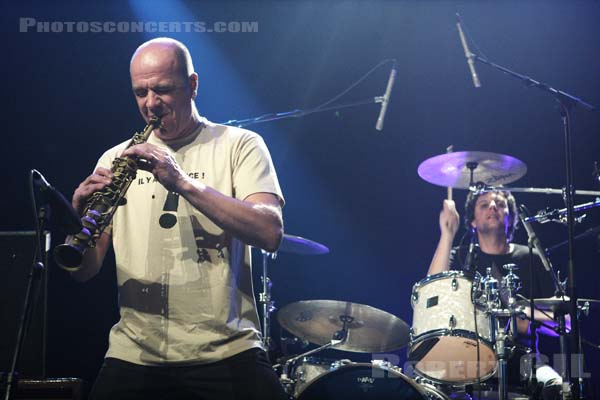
left=313, top=58, right=397, bottom=111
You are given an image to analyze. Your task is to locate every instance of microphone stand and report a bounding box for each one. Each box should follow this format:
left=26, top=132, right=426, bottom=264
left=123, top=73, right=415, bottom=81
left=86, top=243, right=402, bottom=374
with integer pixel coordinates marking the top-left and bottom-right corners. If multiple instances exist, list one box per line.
left=547, top=224, right=600, bottom=254
left=526, top=237, right=540, bottom=395
left=464, top=41, right=595, bottom=400
left=3, top=209, right=49, bottom=400
left=220, top=58, right=398, bottom=129
left=221, top=98, right=382, bottom=128
left=463, top=228, right=478, bottom=273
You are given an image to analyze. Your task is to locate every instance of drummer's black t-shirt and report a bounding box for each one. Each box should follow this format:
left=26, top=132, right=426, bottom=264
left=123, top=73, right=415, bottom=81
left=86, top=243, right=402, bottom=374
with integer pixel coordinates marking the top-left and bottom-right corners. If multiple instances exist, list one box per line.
left=449, top=243, right=557, bottom=346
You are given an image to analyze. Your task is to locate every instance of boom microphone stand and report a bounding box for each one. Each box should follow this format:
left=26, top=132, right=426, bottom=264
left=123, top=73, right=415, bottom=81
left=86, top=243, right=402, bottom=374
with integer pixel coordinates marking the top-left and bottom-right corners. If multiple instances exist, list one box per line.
left=458, top=16, right=596, bottom=398
left=221, top=59, right=398, bottom=129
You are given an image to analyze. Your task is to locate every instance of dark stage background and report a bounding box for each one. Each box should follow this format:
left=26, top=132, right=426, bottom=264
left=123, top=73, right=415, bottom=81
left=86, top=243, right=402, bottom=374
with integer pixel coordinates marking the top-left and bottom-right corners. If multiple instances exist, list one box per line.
left=2, top=0, right=600, bottom=397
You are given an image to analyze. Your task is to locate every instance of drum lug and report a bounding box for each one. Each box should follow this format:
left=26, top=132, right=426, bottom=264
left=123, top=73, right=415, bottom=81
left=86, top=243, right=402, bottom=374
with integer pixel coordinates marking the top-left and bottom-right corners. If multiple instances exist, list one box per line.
left=449, top=315, right=456, bottom=330
left=412, top=290, right=419, bottom=303
left=452, top=277, right=458, bottom=291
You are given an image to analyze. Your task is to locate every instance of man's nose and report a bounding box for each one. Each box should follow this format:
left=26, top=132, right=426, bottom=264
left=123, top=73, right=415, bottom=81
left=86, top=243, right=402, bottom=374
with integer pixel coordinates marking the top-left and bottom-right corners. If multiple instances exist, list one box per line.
left=489, top=200, right=497, bottom=209
left=146, top=91, right=162, bottom=111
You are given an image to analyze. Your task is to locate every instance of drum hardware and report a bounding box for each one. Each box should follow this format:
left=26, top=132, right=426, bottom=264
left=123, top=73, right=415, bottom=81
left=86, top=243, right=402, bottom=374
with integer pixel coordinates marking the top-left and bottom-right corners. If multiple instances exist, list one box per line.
left=513, top=294, right=599, bottom=400
left=257, top=234, right=329, bottom=350
left=480, top=264, right=527, bottom=400
left=502, top=264, right=521, bottom=340
left=501, top=186, right=600, bottom=198
left=516, top=296, right=600, bottom=312
left=259, top=250, right=276, bottom=350
left=277, top=336, right=344, bottom=396
left=524, top=197, right=600, bottom=225
left=449, top=315, right=457, bottom=330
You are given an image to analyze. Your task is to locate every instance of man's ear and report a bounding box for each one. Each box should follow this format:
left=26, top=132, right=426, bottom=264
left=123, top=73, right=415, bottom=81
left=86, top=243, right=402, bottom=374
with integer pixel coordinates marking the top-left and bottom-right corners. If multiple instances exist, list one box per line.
left=189, top=73, right=198, bottom=99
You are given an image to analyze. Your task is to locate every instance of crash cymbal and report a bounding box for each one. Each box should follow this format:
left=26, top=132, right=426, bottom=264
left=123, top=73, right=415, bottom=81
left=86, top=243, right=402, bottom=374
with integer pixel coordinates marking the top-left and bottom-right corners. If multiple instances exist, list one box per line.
left=278, top=234, right=329, bottom=255
left=277, top=300, right=410, bottom=353
left=418, top=151, right=527, bottom=189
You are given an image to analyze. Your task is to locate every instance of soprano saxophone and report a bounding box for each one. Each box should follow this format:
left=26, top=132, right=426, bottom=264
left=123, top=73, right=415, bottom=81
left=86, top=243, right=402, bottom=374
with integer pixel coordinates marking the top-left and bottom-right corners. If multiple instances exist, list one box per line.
left=54, top=117, right=161, bottom=271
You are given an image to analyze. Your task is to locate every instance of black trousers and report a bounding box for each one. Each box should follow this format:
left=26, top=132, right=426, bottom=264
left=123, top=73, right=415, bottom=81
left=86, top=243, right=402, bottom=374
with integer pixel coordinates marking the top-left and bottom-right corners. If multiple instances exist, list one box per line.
left=88, top=348, right=288, bottom=400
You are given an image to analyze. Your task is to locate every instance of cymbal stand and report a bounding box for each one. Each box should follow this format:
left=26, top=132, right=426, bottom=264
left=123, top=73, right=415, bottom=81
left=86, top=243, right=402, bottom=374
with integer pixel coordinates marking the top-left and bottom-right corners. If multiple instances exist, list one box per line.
left=259, top=250, right=277, bottom=350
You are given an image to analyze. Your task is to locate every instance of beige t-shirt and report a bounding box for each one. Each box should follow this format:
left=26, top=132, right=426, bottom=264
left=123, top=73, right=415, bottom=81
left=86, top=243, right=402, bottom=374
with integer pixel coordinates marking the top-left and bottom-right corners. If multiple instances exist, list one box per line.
left=96, top=119, right=283, bottom=365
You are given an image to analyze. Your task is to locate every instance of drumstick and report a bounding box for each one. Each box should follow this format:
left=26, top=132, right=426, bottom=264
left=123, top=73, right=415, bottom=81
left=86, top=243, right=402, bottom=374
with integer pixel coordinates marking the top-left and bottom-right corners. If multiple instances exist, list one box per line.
left=446, top=145, right=453, bottom=201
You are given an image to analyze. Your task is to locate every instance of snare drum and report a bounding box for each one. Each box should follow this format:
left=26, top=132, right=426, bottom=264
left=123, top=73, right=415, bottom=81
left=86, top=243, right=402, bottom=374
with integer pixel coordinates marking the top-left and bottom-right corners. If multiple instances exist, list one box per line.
left=296, top=363, right=448, bottom=399
left=409, top=271, right=496, bottom=384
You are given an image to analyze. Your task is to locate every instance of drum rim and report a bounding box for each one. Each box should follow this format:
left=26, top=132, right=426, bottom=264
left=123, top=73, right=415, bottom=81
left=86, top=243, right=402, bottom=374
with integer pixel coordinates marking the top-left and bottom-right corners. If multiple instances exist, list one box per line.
left=409, top=328, right=494, bottom=345
left=411, top=270, right=477, bottom=305
left=295, top=362, right=429, bottom=398
left=413, top=270, right=476, bottom=289
left=408, top=331, right=498, bottom=385
left=412, top=365, right=497, bottom=386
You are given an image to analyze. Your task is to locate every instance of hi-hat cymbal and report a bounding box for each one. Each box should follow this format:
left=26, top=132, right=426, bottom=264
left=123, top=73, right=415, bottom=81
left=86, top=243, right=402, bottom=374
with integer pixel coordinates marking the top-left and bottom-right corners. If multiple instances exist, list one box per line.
left=278, top=234, right=329, bottom=255
left=418, top=151, right=527, bottom=189
left=518, top=296, right=600, bottom=311
left=277, top=300, right=410, bottom=353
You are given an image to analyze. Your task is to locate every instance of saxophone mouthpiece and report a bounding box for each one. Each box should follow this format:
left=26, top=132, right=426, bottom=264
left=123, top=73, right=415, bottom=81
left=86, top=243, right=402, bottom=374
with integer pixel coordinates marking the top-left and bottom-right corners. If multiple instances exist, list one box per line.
left=149, top=116, right=162, bottom=128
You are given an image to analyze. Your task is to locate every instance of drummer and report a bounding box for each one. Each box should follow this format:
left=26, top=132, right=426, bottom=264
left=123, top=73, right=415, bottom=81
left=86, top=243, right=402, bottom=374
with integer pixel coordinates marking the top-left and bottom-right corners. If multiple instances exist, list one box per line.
left=427, top=188, right=563, bottom=399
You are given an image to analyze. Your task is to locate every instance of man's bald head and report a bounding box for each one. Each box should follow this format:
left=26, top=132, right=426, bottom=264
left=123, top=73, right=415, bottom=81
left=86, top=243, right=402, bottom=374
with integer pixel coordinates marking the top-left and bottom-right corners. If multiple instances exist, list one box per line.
left=130, top=37, right=195, bottom=81
left=129, top=38, right=200, bottom=141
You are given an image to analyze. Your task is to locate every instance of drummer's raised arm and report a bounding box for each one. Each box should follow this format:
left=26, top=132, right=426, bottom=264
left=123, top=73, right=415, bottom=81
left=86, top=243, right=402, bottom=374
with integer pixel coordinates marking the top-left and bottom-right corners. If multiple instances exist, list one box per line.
left=427, top=199, right=460, bottom=276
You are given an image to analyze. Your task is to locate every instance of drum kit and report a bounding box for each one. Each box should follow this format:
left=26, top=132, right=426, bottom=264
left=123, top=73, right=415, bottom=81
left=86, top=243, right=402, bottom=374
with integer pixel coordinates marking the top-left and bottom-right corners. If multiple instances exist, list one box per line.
left=265, top=151, right=600, bottom=400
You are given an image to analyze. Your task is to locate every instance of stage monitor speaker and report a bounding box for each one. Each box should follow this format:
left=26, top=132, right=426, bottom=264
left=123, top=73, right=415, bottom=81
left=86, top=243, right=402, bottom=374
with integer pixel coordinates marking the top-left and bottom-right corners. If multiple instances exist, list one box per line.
left=0, top=231, right=46, bottom=378
left=15, top=378, right=87, bottom=400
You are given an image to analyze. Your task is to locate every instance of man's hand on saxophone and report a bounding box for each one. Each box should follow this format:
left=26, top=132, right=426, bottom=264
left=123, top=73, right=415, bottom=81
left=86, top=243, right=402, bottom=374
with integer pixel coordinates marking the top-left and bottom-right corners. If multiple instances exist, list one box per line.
left=122, top=143, right=186, bottom=194
left=72, top=167, right=113, bottom=216
left=62, top=167, right=114, bottom=281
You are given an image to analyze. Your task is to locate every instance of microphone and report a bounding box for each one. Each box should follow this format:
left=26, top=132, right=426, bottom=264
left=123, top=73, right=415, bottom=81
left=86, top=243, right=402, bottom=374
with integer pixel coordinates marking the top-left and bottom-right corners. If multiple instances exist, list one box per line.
left=456, top=14, right=481, bottom=88
left=32, top=169, right=82, bottom=235
left=375, top=62, right=397, bottom=131
left=518, top=204, right=553, bottom=272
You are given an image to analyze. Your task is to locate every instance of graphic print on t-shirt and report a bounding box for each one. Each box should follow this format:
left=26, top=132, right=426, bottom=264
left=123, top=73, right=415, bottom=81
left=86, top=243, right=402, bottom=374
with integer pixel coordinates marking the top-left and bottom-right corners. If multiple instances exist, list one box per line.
left=159, top=191, right=180, bottom=229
